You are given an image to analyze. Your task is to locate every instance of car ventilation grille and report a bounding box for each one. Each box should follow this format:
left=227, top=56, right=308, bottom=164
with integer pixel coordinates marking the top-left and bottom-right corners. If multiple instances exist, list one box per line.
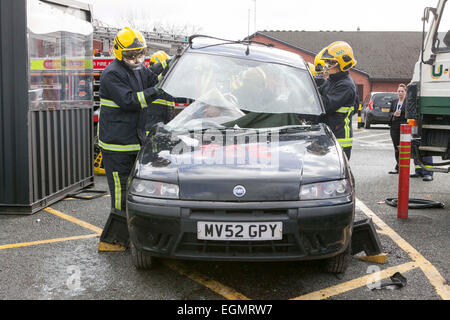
left=176, top=233, right=300, bottom=256
left=146, top=233, right=173, bottom=252
left=190, top=209, right=289, bottom=216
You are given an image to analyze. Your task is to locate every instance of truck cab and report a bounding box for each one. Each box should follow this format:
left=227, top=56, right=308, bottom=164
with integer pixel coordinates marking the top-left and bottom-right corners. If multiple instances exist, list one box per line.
left=407, top=0, right=450, bottom=172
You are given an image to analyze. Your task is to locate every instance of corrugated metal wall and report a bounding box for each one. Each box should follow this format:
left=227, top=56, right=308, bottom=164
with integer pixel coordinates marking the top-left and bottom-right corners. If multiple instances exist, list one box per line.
left=29, top=108, right=94, bottom=204
left=0, top=0, right=94, bottom=214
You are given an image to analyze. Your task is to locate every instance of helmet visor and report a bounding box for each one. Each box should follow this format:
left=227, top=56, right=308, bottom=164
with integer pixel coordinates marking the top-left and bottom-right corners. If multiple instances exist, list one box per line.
left=324, top=59, right=338, bottom=70
left=122, top=48, right=146, bottom=60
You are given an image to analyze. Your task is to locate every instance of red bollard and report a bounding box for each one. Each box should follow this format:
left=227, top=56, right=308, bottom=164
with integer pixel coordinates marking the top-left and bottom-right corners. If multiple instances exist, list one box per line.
left=397, top=124, right=411, bottom=219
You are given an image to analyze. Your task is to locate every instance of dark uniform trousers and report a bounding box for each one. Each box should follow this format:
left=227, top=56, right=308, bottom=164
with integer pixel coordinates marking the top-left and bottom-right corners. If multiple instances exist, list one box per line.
left=103, top=151, right=138, bottom=212
left=414, top=156, right=434, bottom=177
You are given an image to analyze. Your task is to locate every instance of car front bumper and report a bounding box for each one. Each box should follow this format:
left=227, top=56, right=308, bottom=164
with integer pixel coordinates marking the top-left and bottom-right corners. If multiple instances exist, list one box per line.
left=127, top=195, right=355, bottom=262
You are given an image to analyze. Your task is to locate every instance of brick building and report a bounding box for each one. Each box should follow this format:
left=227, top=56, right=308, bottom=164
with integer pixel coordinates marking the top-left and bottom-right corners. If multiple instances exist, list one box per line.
left=249, top=31, right=423, bottom=102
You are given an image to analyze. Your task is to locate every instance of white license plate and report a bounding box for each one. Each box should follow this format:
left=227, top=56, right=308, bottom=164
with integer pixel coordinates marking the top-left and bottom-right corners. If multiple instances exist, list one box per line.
left=197, top=221, right=282, bottom=241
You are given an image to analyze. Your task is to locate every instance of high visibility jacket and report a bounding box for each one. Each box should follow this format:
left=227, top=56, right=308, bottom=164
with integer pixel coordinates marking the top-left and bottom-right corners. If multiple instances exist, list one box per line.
left=98, top=59, right=160, bottom=153
left=319, top=71, right=357, bottom=149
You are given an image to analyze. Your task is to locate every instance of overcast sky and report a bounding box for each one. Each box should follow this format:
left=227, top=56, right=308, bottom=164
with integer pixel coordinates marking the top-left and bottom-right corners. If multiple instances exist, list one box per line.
left=79, top=0, right=442, bottom=39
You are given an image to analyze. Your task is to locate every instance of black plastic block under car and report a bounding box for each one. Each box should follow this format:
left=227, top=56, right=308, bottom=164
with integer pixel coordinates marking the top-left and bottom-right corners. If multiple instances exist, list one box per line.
left=351, top=218, right=382, bottom=256
left=100, top=209, right=130, bottom=246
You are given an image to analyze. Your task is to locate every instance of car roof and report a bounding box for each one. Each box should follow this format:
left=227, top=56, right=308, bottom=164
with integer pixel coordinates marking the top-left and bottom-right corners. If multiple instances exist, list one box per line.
left=186, top=38, right=306, bottom=69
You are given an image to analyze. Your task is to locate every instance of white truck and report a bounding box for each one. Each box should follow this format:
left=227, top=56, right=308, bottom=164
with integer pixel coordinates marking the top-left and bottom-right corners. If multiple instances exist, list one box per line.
left=407, top=0, right=450, bottom=173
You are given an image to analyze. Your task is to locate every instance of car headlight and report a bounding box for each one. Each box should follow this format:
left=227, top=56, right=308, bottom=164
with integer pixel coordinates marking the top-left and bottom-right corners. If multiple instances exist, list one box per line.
left=300, top=179, right=351, bottom=200
left=129, top=179, right=179, bottom=199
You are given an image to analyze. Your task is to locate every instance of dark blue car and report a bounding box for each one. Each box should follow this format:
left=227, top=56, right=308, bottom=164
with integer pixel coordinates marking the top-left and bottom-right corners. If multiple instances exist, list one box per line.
left=127, top=36, right=355, bottom=273
left=362, top=92, right=398, bottom=128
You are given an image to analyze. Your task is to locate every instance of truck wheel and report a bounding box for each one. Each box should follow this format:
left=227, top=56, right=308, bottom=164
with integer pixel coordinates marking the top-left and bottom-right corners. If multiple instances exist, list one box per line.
left=324, top=243, right=351, bottom=274
left=131, top=243, right=156, bottom=270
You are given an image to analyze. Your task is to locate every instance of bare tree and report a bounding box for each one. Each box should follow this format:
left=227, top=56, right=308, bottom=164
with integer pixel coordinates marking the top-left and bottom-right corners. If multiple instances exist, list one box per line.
left=119, top=9, right=203, bottom=36
left=152, top=21, right=203, bottom=35
left=119, top=8, right=153, bottom=32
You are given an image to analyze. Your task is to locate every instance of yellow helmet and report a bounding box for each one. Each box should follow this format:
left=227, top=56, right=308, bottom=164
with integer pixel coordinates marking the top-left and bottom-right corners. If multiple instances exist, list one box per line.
left=314, top=47, right=327, bottom=74
left=150, top=50, right=169, bottom=65
left=113, top=27, right=147, bottom=61
left=322, top=41, right=357, bottom=72
left=307, top=62, right=316, bottom=77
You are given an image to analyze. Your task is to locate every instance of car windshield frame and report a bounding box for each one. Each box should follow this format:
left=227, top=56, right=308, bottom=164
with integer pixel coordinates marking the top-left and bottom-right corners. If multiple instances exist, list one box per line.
left=161, top=50, right=323, bottom=131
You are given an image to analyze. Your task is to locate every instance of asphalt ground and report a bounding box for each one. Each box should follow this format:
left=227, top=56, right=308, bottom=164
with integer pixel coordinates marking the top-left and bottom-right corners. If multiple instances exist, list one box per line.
left=0, top=116, right=449, bottom=302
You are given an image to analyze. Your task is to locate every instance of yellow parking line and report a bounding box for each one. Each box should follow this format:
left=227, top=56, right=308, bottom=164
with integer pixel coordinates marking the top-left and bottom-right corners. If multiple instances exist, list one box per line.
left=44, top=207, right=103, bottom=235
left=0, top=234, right=98, bottom=251
left=64, top=195, right=110, bottom=201
left=290, top=261, right=418, bottom=300
left=164, top=260, right=251, bottom=300
left=356, top=198, right=450, bottom=300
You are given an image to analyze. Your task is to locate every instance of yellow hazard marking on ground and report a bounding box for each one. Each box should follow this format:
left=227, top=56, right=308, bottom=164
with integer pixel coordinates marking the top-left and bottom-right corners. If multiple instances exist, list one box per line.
left=64, top=194, right=110, bottom=201
left=290, top=261, right=418, bottom=300
left=356, top=198, right=450, bottom=300
left=44, top=207, right=103, bottom=235
left=0, top=234, right=98, bottom=251
left=164, top=260, right=251, bottom=300
left=6, top=201, right=446, bottom=300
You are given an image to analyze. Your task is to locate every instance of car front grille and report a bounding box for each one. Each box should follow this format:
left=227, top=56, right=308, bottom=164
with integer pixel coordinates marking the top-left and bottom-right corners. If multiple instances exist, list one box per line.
left=190, top=208, right=289, bottom=216
left=175, top=233, right=301, bottom=257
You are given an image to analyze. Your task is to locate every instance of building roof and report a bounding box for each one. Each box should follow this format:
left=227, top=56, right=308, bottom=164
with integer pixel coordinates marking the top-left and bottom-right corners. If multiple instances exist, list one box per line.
left=255, top=31, right=423, bottom=81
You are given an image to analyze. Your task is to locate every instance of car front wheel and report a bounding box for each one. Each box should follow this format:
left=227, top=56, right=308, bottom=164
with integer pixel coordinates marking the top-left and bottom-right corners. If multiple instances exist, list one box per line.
left=324, top=243, right=351, bottom=274
left=131, top=243, right=157, bottom=270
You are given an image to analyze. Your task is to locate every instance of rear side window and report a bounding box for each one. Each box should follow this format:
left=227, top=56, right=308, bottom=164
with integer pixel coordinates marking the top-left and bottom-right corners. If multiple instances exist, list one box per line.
left=372, top=93, right=397, bottom=107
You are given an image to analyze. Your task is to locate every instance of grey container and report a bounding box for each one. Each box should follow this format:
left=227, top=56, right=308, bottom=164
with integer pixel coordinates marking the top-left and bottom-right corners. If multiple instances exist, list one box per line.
left=0, top=0, right=95, bottom=214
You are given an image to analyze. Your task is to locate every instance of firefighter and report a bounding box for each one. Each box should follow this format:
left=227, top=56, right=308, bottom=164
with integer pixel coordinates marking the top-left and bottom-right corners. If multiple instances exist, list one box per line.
left=97, top=27, right=164, bottom=251
left=318, top=41, right=357, bottom=160
left=150, top=50, right=169, bottom=67
left=149, top=50, right=171, bottom=82
left=314, top=47, right=327, bottom=87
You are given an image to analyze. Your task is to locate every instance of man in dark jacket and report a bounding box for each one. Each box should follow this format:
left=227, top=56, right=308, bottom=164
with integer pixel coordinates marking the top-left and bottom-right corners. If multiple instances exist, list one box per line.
left=319, top=41, right=358, bottom=160
left=98, top=27, right=164, bottom=251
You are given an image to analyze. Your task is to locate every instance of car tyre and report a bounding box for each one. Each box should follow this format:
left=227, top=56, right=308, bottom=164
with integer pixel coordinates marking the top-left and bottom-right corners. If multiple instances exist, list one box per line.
left=324, top=243, right=351, bottom=274
left=364, top=119, right=371, bottom=129
left=131, top=243, right=157, bottom=270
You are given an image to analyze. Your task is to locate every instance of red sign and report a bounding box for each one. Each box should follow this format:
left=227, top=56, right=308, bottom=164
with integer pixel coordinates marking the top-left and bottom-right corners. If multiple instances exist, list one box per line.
left=93, top=58, right=152, bottom=70
left=93, top=58, right=114, bottom=70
